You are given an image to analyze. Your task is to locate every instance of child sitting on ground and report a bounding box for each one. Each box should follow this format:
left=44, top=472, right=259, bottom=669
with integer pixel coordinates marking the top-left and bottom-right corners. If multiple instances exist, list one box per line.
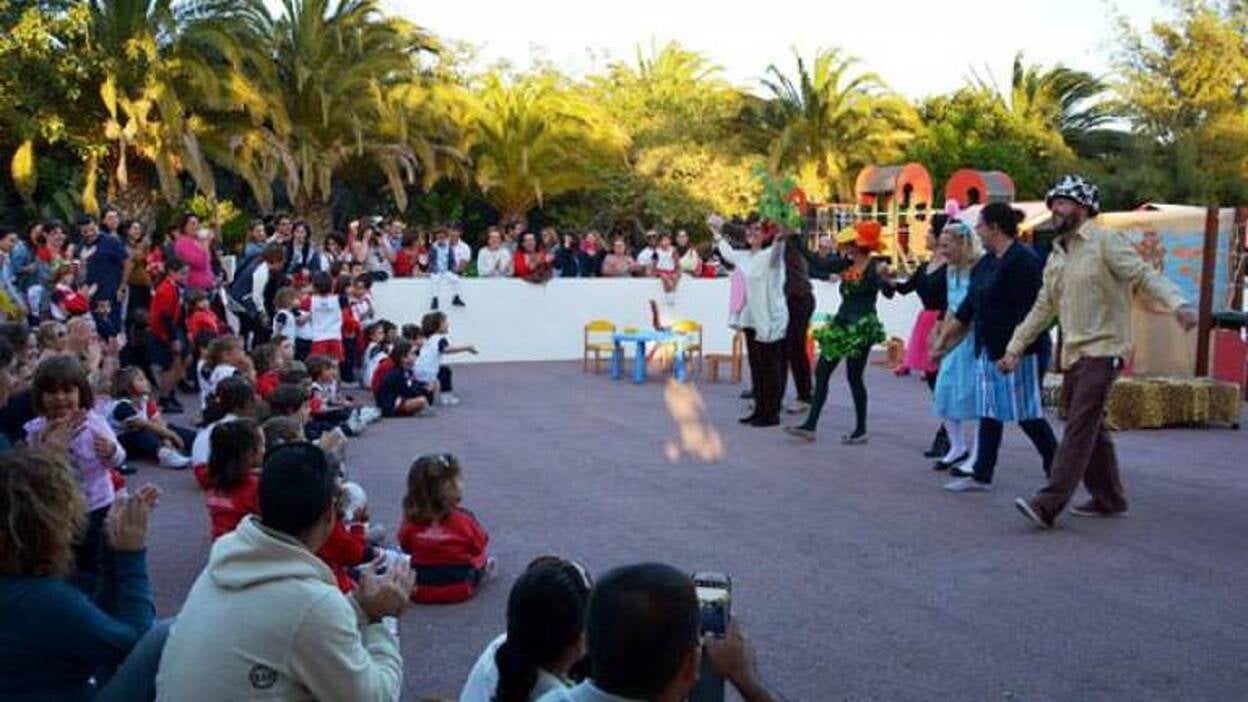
left=203, top=418, right=264, bottom=540
left=307, top=355, right=381, bottom=433
left=374, top=340, right=432, bottom=417
left=107, top=366, right=195, bottom=469
left=251, top=342, right=283, bottom=400
left=192, top=376, right=258, bottom=483
left=360, top=322, right=389, bottom=392
left=415, top=311, right=478, bottom=406
left=197, top=335, right=252, bottom=413
left=186, top=288, right=225, bottom=343
left=24, top=355, right=125, bottom=591
left=398, top=453, right=493, bottom=604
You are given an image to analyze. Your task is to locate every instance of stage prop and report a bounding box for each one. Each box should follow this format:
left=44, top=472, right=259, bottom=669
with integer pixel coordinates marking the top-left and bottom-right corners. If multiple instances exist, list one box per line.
left=854, top=163, right=934, bottom=259
left=943, top=169, right=1016, bottom=208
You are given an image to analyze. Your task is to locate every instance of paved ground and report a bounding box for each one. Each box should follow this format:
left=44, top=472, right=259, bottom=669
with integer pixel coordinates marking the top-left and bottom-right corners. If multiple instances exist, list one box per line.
left=142, top=361, right=1248, bottom=701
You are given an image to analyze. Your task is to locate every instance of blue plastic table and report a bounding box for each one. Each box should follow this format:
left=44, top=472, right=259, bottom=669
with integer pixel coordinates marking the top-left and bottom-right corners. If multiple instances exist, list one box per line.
left=611, top=330, right=686, bottom=384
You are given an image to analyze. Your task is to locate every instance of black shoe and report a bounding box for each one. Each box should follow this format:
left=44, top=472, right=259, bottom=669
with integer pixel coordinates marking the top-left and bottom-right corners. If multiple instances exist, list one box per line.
left=177, top=380, right=197, bottom=395
left=160, top=396, right=185, bottom=414
left=749, top=415, right=780, bottom=427
left=949, top=463, right=976, bottom=478
left=117, top=463, right=139, bottom=476
left=738, top=413, right=758, bottom=424
left=932, top=451, right=969, bottom=472
left=452, top=295, right=465, bottom=307
left=739, top=389, right=754, bottom=400
left=430, top=297, right=439, bottom=310
left=924, top=426, right=950, bottom=458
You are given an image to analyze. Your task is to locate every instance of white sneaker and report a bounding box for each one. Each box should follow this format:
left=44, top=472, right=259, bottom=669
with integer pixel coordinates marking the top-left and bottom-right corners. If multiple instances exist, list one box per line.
left=943, top=477, right=992, bottom=493
left=359, top=406, right=383, bottom=424
left=439, top=393, right=461, bottom=407
left=346, top=414, right=367, bottom=435
left=158, top=446, right=191, bottom=469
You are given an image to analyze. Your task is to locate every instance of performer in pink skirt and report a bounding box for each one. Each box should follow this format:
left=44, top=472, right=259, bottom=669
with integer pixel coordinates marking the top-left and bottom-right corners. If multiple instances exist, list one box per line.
left=891, top=209, right=951, bottom=457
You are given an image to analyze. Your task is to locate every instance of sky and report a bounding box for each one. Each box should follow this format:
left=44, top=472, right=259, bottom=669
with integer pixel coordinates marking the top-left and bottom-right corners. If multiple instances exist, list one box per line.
left=374, top=0, right=1172, bottom=98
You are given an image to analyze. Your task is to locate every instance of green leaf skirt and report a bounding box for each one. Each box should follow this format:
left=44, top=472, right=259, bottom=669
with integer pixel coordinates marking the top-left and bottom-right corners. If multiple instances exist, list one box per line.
left=812, top=315, right=885, bottom=361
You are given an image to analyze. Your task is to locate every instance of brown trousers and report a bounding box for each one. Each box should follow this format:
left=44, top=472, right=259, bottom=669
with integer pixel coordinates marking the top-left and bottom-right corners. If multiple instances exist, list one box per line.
left=1032, top=356, right=1126, bottom=521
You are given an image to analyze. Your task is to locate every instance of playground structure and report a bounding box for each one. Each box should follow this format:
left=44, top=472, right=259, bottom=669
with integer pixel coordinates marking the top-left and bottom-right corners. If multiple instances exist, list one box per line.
left=853, top=162, right=934, bottom=260
left=944, top=169, right=1016, bottom=208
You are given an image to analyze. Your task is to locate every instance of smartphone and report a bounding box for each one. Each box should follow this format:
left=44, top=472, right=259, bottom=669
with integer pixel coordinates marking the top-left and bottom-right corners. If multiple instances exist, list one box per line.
left=689, top=572, right=731, bottom=702
left=694, top=572, right=731, bottom=637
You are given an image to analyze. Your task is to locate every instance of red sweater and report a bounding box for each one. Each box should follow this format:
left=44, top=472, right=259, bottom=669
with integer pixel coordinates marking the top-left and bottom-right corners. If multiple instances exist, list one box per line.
left=316, top=520, right=369, bottom=593
left=204, top=472, right=261, bottom=540
left=149, top=278, right=183, bottom=344
left=397, top=507, right=489, bottom=604
left=187, top=309, right=225, bottom=341
left=256, top=370, right=281, bottom=400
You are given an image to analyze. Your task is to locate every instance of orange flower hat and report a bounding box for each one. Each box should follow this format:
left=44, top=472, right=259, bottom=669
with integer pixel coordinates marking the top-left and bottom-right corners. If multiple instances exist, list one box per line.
left=854, top=220, right=884, bottom=251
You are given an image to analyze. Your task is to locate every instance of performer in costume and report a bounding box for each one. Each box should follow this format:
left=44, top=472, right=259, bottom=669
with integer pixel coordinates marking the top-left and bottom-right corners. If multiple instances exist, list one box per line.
left=929, top=219, right=981, bottom=471
left=891, top=208, right=951, bottom=458
left=785, top=221, right=893, bottom=445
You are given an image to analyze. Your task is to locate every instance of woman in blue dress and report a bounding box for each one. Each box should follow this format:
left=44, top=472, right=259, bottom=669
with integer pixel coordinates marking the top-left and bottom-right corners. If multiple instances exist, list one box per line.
left=930, top=220, right=980, bottom=471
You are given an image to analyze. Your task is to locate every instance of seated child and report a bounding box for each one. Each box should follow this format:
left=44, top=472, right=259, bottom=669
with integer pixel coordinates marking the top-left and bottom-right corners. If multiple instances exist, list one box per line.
left=192, top=376, right=257, bottom=484
left=415, top=311, right=478, bottom=406
left=186, top=288, right=226, bottom=343
left=360, top=321, right=389, bottom=392
left=307, top=355, right=381, bottom=433
left=203, top=418, right=263, bottom=540
left=107, top=366, right=195, bottom=469
left=397, top=453, right=493, bottom=604
left=373, top=340, right=431, bottom=417
left=197, top=335, right=251, bottom=413
left=251, top=342, right=283, bottom=400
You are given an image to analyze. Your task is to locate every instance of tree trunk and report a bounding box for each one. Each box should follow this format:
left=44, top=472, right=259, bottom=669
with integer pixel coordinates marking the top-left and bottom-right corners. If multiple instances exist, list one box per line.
left=295, top=196, right=334, bottom=242
left=104, top=153, right=160, bottom=230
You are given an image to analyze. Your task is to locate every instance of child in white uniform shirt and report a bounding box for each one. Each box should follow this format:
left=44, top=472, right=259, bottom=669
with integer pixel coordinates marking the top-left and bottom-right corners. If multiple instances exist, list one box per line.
left=415, top=311, right=478, bottom=406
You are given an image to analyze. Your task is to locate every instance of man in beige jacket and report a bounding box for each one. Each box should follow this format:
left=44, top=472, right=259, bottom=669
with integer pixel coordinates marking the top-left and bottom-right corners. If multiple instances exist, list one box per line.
left=157, top=442, right=414, bottom=700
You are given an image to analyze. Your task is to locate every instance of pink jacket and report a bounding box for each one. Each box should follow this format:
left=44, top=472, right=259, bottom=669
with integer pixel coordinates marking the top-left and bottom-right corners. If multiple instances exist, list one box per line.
left=174, top=235, right=215, bottom=290
left=24, top=411, right=124, bottom=511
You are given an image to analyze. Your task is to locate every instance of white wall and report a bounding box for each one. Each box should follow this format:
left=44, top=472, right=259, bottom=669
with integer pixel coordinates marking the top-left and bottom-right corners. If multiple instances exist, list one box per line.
left=372, top=278, right=924, bottom=363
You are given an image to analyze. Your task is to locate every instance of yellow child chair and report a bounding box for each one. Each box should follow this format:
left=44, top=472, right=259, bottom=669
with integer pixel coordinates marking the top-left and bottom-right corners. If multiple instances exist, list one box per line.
left=669, top=320, right=704, bottom=378
left=583, top=320, right=616, bottom=373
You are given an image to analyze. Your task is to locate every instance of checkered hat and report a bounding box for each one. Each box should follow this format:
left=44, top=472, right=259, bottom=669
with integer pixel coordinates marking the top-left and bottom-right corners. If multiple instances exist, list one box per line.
left=1046, top=174, right=1101, bottom=215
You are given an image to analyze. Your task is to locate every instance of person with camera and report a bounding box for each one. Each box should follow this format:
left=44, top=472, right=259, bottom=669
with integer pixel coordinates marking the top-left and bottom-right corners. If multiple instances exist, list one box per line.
left=537, top=563, right=779, bottom=702
left=157, top=442, right=412, bottom=701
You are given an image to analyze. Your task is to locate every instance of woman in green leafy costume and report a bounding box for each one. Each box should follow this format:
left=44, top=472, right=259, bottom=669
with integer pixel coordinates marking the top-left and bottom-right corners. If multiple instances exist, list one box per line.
left=786, top=221, right=894, bottom=444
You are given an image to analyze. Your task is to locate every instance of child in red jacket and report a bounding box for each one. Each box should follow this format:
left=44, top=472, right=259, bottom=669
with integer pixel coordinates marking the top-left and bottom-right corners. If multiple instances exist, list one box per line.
left=397, top=453, right=493, bottom=604
left=316, top=480, right=375, bottom=593
left=202, top=418, right=264, bottom=540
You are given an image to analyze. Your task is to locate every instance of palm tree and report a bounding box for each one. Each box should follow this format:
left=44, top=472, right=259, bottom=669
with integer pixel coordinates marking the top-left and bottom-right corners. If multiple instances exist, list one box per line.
left=751, top=48, right=917, bottom=203
left=229, top=0, right=452, bottom=230
left=90, top=0, right=272, bottom=218
left=976, top=52, right=1122, bottom=158
left=468, top=73, right=628, bottom=223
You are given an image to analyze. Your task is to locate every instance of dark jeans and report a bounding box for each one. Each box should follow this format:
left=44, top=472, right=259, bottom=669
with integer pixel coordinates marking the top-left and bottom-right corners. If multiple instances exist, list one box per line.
left=1031, top=357, right=1125, bottom=520
left=439, top=365, right=453, bottom=393
left=118, top=426, right=196, bottom=461
left=972, top=418, right=1057, bottom=484
left=800, top=349, right=869, bottom=435
left=94, top=618, right=172, bottom=702
left=743, top=329, right=784, bottom=421
left=780, top=293, right=815, bottom=402
left=71, top=506, right=110, bottom=596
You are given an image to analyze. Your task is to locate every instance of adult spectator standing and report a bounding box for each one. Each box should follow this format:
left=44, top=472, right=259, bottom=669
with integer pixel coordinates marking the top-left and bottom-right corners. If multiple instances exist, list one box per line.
left=157, top=442, right=412, bottom=700
left=514, top=233, right=553, bottom=284
left=172, top=214, right=215, bottom=292
left=712, top=217, right=789, bottom=428
left=931, top=203, right=1058, bottom=493
left=284, top=221, right=325, bottom=277
left=537, top=563, right=778, bottom=702
left=635, top=230, right=659, bottom=274
left=0, top=450, right=167, bottom=701
left=600, top=238, right=637, bottom=278
left=779, top=227, right=815, bottom=415
left=0, top=226, right=26, bottom=322
left=229, top=243, right=288, bottom=346
left=477, top=227, right=514, bottom=278
left=1005, top=175, right=1197, bottom=529
left=81, top=211, right=129, bottom=328
left=122, top=220, right=154, bottom=320
left=553, top=232, right=594, bottom=278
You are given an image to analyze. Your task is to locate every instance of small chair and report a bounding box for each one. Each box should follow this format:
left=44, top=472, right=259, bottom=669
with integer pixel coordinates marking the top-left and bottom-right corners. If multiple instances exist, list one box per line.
left=583, top=320, right=616, bottom=373
left=669, top=319, right=704, bottom=377
left=705, top=330, right=745, bottom=383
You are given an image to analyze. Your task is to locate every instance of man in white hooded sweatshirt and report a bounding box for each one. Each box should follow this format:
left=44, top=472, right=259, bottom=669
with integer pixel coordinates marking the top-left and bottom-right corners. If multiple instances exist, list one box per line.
left=156, top=442, right=414, bottom=701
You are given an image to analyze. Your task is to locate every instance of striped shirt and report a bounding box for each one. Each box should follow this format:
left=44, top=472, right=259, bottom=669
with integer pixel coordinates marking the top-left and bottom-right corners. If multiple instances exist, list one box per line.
left=1007, top=221, right=1186, bottom=367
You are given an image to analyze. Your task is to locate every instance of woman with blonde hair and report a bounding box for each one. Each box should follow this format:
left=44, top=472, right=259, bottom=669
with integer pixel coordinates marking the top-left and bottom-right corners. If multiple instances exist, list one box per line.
left=0, top=449, right=166, bottom=700
left=929, top=219, right=982, bottom=471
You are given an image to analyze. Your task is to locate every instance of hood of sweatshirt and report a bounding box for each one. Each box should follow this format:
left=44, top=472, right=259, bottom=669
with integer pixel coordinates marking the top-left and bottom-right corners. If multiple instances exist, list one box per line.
left=208, top=515, right=335, bottom=591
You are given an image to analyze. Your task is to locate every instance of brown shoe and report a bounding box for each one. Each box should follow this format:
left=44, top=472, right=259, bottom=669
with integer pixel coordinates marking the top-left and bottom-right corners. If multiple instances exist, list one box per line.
left=1069, top=500, right=1128, bottom=518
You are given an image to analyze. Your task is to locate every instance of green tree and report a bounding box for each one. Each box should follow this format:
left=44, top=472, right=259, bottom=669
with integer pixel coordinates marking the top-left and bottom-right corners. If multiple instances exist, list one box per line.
left=1113, top=0, right=1248, bottom=204
left=748, top=48, right=917, bottom=203
left=467, top=72, right=628, bottom=223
